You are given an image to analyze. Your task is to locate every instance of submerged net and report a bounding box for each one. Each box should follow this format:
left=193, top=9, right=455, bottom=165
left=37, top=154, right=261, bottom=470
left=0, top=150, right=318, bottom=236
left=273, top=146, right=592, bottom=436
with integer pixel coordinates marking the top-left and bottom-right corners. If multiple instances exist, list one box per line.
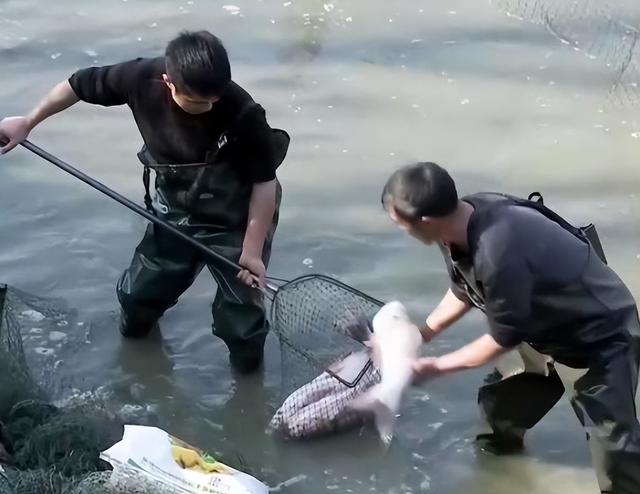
left=492, top=0, right=640, bottom=105
left=0, top=284, right=174, bottom=493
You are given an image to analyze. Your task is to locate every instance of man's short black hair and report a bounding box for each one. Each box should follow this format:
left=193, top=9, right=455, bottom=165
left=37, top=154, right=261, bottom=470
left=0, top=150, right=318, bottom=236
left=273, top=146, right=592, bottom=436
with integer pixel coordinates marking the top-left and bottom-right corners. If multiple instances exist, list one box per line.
left=381, top=162, right=459, bottom=221
left=165, top=30, right=231, bottom=97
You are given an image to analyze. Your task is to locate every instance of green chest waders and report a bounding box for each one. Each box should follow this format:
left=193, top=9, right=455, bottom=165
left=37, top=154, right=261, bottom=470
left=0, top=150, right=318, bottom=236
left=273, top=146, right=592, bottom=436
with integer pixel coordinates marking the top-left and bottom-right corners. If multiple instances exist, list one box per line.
left=116, top=103, right=290, bottom=373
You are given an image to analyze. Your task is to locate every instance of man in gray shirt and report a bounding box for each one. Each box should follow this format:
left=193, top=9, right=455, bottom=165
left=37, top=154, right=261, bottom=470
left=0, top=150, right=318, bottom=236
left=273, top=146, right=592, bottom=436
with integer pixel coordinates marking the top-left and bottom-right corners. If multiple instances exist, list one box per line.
left=381, top=161, right=640, bottom=494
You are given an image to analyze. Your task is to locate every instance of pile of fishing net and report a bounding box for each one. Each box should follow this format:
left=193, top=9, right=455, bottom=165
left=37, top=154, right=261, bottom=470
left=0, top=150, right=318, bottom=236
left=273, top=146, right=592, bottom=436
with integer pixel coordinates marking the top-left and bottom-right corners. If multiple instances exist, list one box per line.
left=0, top=284, right=174, bottom=494
left=493, top=0, right=640, bottom=105
left=0, top=272, right=391, bottom=491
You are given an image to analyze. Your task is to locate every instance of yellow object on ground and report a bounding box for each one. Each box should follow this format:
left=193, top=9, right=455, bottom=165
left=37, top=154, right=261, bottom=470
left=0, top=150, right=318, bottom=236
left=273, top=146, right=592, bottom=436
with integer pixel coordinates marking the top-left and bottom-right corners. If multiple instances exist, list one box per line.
left=170, top=445, right=229, bottom=474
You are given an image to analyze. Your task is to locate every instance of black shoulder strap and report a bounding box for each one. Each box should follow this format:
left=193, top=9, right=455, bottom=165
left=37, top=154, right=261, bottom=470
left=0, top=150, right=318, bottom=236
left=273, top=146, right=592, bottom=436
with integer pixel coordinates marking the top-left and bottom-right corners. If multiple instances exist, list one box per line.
left=136, top=144, right=157, bottom=215
left=519, top=191, right=607, bottom=264
left=142, top=165, right=154, bottom=214
left=515, top=192, right=584, bottom=239
left=528, top=191, right=543, bottom=204
left=465, top=191, right=607, bottom=264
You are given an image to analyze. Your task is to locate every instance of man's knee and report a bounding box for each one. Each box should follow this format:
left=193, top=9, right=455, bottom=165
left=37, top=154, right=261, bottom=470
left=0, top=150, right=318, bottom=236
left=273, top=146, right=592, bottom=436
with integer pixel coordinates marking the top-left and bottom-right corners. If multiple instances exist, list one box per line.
left=227, top=339, right=266, bottom=374
left=116, top=278, right=167, bottom=338
left=117, top=308, right=160, bottom=338
left=478, top=369, right=564, bottom=431
left=212, top=299, right=267, bottom=339
left=211, top=299, right=269, bottom=373
left=115, top=256, right=195, bottom=338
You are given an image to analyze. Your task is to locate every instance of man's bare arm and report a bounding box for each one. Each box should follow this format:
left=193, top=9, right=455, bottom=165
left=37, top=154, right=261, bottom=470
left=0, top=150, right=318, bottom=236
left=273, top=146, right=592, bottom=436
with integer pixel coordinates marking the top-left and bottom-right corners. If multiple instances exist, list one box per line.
left=420, top=288, right=472, bottom=341
left=1, top=80, right=79, bottom=153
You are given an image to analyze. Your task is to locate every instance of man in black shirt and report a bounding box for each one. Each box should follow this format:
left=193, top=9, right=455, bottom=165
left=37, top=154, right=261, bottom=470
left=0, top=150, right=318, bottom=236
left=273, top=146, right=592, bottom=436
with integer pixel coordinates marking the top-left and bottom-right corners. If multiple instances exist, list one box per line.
left=0, top=31, right=289, bottom=373
left=381, top=162, right=640, bottom=494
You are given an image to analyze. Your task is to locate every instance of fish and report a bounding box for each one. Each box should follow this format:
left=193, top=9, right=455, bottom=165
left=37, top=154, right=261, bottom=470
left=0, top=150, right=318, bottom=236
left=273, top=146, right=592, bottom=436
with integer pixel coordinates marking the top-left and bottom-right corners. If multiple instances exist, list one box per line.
left=349, top=300, right=423, bottom=446
left=269, top=302, right=421, bottom=441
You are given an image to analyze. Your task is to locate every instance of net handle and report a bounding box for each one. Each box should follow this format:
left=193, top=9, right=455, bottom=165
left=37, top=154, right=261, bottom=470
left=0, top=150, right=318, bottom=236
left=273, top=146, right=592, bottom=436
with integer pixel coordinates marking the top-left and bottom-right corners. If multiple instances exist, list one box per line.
left=14, top=139, right=282, bottom=295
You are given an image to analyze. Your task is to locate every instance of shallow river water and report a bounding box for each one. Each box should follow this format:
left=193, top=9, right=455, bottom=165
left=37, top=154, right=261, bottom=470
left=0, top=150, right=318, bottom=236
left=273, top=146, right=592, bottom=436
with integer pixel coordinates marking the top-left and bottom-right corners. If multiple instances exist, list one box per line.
left=1, top=0, right=639, bottom=492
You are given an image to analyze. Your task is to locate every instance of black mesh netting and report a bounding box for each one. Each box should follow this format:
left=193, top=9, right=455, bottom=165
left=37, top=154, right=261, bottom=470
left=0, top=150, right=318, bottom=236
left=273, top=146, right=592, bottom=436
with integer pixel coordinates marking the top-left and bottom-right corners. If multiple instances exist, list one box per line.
left=267, top=275, right=384, bottom=439
left=0, top=284, right=175, bottom=493
left=492, top=0, right=640, bottom=105
left=269, top=275, right=383, bottom=393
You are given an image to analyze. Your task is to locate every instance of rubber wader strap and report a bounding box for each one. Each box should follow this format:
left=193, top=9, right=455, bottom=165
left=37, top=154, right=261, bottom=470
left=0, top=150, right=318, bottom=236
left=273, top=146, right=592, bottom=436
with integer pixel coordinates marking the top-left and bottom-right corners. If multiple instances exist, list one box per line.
left=142, top=165, right=154, bottom=215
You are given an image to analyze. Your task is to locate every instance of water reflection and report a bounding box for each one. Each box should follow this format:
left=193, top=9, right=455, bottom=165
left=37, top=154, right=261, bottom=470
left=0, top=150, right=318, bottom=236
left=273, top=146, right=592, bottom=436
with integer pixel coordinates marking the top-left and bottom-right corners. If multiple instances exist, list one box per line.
left=0, top=0, right=638, bottom=492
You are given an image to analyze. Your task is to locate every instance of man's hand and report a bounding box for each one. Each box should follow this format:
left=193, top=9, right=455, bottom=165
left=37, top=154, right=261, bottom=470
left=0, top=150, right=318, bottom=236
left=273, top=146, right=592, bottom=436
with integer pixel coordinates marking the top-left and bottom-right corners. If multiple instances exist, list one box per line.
left=1, top=80, right=80, bottom=154
left=413, top=334, right=509, bottom=385
left=238, top=179, right=276, bottom=289
left=0, top=116, right=32, bottom=154
left=412, top=357, right=442, bottom=383
left=237, top=250, right=266, bottom=288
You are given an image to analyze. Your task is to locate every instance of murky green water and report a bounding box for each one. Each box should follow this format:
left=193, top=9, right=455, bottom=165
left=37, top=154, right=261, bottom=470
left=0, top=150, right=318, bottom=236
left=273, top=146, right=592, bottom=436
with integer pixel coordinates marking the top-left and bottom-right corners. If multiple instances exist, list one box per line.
left=1, top=0, right=639, bottom=492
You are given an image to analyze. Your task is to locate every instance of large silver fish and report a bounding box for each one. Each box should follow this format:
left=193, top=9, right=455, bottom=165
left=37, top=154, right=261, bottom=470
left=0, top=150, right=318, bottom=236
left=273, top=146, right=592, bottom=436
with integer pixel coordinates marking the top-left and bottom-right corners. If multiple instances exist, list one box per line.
left=349, top=300, right=423, bottom=445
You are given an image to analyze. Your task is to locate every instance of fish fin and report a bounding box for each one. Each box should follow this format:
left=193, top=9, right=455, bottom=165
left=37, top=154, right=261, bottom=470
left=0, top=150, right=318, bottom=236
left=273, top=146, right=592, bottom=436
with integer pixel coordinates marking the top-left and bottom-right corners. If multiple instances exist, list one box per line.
left=369, top=335, right=383, bottom=369
left=372, top=399, right=396, bottom=446
left=342, top=310, right=373, bottom=344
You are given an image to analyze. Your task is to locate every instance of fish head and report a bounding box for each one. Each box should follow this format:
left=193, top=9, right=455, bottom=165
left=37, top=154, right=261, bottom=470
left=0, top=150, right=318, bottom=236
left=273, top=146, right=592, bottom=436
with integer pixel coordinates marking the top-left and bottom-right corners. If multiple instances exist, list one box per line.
left=372, top=300, right=411, bottom=334
left=370, top=300, right=422, bottom=358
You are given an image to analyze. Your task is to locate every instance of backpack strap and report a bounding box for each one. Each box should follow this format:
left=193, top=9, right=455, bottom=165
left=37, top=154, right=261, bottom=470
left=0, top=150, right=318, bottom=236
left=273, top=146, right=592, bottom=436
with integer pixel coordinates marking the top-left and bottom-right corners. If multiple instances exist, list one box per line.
left=515, top=192, right=584, bottom=239
left=137, top=144, right=158, bottom=215
left=527, top=191, right=543, bottom=204
left=142, top=165, right=154, bottom=215
left=518, top=192, right=607, bottom=264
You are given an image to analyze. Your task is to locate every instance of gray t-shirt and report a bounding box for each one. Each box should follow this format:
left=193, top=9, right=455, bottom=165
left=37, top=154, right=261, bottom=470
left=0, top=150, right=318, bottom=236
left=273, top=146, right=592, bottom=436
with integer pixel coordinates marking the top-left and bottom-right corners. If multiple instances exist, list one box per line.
left=440, top=193, right=638, bottom=368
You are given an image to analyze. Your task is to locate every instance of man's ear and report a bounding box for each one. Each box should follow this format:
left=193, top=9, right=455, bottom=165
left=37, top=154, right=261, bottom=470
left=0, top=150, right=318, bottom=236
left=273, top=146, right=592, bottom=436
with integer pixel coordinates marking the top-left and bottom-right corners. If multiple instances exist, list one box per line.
left=389, top=205, right=412, bottom=227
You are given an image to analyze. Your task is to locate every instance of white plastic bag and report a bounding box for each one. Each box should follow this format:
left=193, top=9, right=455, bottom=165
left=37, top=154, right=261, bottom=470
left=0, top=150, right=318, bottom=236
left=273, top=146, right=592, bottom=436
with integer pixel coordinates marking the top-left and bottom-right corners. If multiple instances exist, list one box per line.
left=101, top=425, right=268, bottom=494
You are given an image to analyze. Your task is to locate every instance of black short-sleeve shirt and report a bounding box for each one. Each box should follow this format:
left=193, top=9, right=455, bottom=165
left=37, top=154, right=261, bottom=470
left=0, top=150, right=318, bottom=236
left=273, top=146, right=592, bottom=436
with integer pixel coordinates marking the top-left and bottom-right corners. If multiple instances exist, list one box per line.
left=68, top=56, right=276, bottom=183
left=440, top=192, right=638, bottom=368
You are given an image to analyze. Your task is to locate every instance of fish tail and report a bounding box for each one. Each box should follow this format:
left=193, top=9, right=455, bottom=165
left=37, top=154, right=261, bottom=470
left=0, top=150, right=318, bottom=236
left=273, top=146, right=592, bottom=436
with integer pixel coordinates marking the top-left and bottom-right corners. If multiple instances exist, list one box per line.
left=350, top=384, right=399, bottom=445
left=371, top=398, right=396, bottom=446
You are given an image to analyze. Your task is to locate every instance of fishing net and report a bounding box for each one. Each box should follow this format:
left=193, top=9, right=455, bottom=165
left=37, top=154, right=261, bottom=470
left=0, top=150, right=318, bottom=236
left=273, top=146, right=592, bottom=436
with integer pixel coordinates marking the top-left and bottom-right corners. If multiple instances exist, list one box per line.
left=269, top=356, right=381, bottom=440
left=268, top=274, right=383, bottom=394
left=0, top=272, right=389, bottom=490
left=267, top=275, right=386, bottom=439
left=0, top=284, right=175, bottom=494
left=492, top=0, right=640, bottom=105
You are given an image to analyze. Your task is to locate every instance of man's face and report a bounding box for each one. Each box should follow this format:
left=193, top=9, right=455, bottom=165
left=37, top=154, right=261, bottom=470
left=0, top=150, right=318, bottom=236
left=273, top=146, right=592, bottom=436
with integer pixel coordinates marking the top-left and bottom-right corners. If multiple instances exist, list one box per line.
left=163, top=74, right=220, bottom=114
left=388, top=206, right=438, bottom=245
